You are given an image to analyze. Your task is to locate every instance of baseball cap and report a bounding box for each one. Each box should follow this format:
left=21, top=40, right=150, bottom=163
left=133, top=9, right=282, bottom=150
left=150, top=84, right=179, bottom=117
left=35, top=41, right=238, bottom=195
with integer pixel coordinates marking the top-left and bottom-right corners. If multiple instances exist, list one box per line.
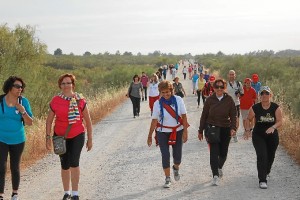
left=244, top=78, right=252, bottom=83
left=259, top=86, right=271, bottom=93
left=252, top=74, right=259, bottom=81
left=209, top=75, right=216, bottom=82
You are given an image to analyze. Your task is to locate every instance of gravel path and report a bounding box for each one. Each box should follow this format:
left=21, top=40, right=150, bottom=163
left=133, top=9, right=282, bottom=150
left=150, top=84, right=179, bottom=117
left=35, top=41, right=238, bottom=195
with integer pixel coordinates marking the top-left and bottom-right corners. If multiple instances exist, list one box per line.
left=5, top=63, right=300, bottom=200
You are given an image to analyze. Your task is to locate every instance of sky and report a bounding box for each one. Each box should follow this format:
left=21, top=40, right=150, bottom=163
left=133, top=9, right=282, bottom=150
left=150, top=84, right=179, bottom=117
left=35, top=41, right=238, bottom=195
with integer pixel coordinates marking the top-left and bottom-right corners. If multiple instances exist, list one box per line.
left=1, top=0, right=300, bottom=55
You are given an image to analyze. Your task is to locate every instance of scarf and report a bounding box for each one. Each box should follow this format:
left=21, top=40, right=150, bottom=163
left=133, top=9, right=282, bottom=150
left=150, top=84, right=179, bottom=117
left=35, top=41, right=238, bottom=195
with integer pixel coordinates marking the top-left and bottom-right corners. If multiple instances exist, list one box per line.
left=159, top=95, right=178, bottom=130
left=58, top=92, right=83, bottom=124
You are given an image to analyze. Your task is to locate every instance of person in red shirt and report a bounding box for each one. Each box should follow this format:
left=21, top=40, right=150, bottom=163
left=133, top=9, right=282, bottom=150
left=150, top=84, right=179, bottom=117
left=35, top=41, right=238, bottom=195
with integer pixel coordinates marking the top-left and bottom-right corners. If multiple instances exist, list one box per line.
left=202, top=75, right=215, bottom=102
left=46, top=73, right=93, bottom=200
left=140, top=72, right=149, bottom=101
left=240, top=78, right=256, bottom=131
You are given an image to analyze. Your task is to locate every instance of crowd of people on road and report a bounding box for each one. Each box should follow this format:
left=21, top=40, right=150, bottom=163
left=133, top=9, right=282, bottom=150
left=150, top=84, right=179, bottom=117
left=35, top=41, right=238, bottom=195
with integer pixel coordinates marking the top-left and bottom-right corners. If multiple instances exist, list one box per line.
left=0, top=59, right=282, bottom=199
left=131, top=60, right=282, bottom=190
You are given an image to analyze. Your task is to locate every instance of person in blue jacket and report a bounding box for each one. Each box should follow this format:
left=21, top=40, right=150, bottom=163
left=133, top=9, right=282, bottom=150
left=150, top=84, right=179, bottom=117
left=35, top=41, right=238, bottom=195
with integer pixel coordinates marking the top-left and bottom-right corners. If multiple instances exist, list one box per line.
left=0, top=76, right=33, bottom=200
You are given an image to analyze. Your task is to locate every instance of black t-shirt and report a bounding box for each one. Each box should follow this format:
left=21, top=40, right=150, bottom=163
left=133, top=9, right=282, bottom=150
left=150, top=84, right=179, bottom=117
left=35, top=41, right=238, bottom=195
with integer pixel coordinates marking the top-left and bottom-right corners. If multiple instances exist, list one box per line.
left=252, top=102, right=279, bottom=135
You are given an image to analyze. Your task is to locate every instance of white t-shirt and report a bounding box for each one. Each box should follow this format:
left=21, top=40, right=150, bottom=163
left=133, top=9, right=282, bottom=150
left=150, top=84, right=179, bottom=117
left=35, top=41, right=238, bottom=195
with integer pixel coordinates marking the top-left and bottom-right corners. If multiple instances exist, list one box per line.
left=227, top=81, right=243, bottom=106
left=148, top=82, right=159, bottom=97
left=152, top=95, right=187, bottom=132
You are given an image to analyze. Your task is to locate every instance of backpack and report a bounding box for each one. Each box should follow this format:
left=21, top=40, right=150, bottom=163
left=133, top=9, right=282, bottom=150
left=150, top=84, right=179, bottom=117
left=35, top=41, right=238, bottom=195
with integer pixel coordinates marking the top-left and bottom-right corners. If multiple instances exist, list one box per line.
left=0, top=94, right=25, bottom=125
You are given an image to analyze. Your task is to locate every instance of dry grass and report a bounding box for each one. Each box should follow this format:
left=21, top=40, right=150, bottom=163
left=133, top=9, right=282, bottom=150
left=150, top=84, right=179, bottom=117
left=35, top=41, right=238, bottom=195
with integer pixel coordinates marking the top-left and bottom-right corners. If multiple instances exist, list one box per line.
left=279, top=108, right=300, bottom=165
left=21, top=86, right=128, bottom=167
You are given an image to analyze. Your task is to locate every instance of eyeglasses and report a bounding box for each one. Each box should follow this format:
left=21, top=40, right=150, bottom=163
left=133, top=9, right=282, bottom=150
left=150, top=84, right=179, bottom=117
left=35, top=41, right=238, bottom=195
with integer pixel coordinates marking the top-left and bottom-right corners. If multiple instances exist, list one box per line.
left=215, top=85, right=225, bottom=89
left=61, top=82, right=72, bottom=86
left=260, top=91, right=270, bottom=96
left=13, top=84, right=23, bottom=89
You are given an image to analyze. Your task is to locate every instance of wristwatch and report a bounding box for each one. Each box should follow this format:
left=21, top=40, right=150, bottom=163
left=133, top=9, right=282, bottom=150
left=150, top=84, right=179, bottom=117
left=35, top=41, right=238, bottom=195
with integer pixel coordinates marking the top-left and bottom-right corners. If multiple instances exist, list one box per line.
left=46, top=135, right=52, bottom=140
left=21, top=111, right=27, bottom=115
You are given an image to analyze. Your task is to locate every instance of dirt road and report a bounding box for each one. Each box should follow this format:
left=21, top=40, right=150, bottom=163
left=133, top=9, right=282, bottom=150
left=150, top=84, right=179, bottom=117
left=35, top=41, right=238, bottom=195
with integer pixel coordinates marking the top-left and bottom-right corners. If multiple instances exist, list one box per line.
left=6, top=62, right=300, bottom=200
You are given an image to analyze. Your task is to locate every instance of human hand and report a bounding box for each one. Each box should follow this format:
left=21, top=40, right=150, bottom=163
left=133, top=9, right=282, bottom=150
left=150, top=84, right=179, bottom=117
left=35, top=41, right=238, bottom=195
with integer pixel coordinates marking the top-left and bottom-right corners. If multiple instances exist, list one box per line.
left=147, top=137, right=152, bottom=147
left=15, top=103, right=25, bottom=113
left=86, top=139, right=93, bottom=151
left=198, top=130, right=204, bottom=141
left=230, top=129, right=236, bottom=137
left=266, top=127, right=275, bottom=134
left=46, top=138, right=52, bottom=150
left=182, top=130, right=188, bottom=143
left=243, top=131, right=251, bottom=140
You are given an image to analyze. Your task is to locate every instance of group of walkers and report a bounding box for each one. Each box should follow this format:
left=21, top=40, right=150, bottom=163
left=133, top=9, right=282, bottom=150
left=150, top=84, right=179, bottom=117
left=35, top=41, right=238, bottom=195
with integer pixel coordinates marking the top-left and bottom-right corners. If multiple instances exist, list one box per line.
left=143, top=63, right=282, bottom=191
left=0, top=62, right=283, bottom=199
left=0, top=74, right=93, bottom=200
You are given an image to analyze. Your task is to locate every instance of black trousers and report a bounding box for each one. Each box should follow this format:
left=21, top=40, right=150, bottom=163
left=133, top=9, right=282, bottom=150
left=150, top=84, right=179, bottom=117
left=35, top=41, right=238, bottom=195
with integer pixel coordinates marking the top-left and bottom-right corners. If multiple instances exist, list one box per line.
left=0, top=141, right=25, bottom=193
left=209, top=127, right=231, bottom=177
left=252, top=132, right=279, bottom=183
left=143, top=87, right=147, bottom=100
left=129, top=96, right=141, bottom=117
left=196, top=90, right=204, bottom=106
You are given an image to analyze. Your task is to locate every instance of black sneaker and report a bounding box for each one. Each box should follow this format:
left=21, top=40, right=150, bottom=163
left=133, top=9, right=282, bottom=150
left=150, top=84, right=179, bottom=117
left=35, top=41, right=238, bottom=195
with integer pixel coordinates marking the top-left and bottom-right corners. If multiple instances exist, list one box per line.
left=63, top=194, right=71, bottom=200
left=71, top=196, right=79, bottom=200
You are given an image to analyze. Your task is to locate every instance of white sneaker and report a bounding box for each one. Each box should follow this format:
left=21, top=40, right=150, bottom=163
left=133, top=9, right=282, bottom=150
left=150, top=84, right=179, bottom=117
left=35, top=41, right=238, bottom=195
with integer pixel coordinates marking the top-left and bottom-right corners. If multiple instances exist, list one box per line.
left=259, top=182, right=268, bottom=189
left=164, top=177, right=171, bottom=188
left=173, top=166, right=180, bottom=181
left=211, top=175, right=220, bottom=186
left=11, top=194, right=19, bottom=200
left=218, top=168, right=223, bottom=178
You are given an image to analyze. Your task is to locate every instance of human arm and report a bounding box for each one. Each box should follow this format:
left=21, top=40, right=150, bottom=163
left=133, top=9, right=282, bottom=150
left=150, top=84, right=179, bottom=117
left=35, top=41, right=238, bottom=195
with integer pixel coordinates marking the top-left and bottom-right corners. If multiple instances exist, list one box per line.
left=266, top=106, right=283, bottom=134
left=83, top=104, right=93, bottom=151
left=243, top=107, right=255, bottom=140
left=45, top=109, right=55, bottom=150
left=198, top=99, right=210, bottom=141
left=16, top=99, right=33, bottom=126
left=181, top=114, right=188, bottom=143
left=147, top=119, right=158, bottom=147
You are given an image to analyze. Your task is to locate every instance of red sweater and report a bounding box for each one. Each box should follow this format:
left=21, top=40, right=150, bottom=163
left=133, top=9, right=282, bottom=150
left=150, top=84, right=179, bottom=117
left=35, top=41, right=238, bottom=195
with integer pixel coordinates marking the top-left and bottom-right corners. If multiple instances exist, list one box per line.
left=240, top=86, right=256, bottom=109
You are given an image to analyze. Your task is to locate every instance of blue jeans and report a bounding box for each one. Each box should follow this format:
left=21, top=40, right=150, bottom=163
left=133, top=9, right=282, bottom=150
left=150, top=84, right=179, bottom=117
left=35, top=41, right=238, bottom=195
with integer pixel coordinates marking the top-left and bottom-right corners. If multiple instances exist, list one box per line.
left=157, top=130, right=183, bottom=169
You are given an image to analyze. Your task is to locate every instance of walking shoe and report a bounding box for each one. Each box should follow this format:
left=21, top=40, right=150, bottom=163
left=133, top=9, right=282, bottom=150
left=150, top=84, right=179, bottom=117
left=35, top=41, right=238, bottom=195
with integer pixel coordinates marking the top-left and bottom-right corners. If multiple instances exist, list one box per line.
left=233, top=135, right=238, bottom=143
left=11, top=194, right=19, bottom=200
left=63, top=193, right=71, bottom=200
left=211, top=175, right=220, bottom=186
left=71, top=196, right=79, bottom=200
left=218, top=168, right=223, bottom=178
left=163, top=177, right=171, bottom=188
left=173, top=165, right=180, bottom=181
left=259, top=182, right=268, bottom=189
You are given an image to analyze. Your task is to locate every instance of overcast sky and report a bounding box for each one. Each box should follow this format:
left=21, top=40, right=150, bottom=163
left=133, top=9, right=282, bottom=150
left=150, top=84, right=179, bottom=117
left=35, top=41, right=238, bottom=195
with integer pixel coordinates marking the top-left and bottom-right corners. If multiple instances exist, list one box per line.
left=1, top=0, right=300, bottom=55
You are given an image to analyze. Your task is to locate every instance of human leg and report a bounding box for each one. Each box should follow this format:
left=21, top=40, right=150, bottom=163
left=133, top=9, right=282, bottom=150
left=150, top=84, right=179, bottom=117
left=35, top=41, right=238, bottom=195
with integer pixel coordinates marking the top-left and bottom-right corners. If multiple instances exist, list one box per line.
left=266, top=132, right=279, bottom=175
left=9, top=142, right=25, bottom=193
left=252, top=133, right=268, bottom=183
left=0, top=142, right=9, bottom=195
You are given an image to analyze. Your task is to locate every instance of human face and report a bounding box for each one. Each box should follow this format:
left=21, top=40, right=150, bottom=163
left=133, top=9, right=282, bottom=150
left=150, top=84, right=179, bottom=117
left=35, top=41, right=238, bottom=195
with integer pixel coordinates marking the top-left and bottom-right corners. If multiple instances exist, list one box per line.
left=260, top=90, right=271, bottom=102
left=160, top=89, right=172, bottom=100
left=214, top=82, right=225, bottom=97
left=11, top=81, right=23, bottom=96
left=245, top=81, right=251, bottom=88
left=228, top=72, right=236, bottom=81
left=60, top=77, right=73, bottom=93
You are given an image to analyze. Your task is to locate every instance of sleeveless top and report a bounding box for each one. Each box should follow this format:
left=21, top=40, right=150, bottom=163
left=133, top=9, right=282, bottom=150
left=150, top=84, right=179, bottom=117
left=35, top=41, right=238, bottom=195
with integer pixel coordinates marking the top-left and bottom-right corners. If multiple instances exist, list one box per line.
left=252, top=102, right=279, bottom=135
left=173, top=82, right=183, bottom=93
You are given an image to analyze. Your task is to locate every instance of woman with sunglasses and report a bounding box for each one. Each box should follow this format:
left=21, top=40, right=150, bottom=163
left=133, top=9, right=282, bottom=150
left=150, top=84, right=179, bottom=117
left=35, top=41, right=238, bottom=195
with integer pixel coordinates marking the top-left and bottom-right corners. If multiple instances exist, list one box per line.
left=0, top=76, right=33, bottom=200
left=198, top=79, right=237, bottom=186
left=243, top=86, right=282, bottom=189
left=46, top=74, right=93, bottom=200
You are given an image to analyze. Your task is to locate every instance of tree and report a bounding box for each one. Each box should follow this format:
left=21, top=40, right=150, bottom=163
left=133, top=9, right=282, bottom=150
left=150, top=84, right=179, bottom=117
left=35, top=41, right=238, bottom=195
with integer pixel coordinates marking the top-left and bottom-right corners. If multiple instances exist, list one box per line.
left=83, top=51, right=91, bottom=56
left=115, top=50, right=121, bottom=55
left=54, top=48, right=62, bottom=56
left=123, top=51, right=133, bottom=56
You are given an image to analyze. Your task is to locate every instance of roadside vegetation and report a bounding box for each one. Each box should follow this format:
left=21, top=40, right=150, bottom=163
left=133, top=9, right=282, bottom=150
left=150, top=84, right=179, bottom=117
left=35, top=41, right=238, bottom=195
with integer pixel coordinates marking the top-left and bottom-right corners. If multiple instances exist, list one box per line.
left=1, top=24, right=299, bottom=166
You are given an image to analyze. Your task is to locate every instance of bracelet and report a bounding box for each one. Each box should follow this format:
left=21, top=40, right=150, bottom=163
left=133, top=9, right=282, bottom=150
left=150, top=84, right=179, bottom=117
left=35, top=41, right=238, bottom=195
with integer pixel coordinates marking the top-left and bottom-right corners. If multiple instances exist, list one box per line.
left=21, top=111, right=27, bottom=115
left=46, top=135, right=51, bottom=139
left=271, top=126, right=276, bottom=130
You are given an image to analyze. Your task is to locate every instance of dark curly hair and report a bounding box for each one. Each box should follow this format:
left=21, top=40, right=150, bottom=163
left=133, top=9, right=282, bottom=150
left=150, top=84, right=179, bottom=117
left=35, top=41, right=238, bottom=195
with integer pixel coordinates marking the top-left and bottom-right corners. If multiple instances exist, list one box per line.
left=2, top=76, right=26, bottom=94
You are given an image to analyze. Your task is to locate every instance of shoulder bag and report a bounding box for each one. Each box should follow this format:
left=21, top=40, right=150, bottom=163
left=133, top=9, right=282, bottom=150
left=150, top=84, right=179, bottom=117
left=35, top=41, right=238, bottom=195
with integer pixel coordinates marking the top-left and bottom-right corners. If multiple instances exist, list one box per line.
left=52, top=124, right=72, bottom=155
left=205, top=124, right=220, bottom=143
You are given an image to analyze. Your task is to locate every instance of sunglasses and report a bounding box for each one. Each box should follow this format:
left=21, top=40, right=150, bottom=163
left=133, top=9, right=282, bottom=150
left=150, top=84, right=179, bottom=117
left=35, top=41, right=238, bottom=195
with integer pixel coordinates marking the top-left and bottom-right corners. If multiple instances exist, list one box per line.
left=260, top=91, right=270, bottom=95
left=215, top=85, right=225, bottom=89
left=61, top=82, right=72, bottom=86
left=13, top=84, right=23, bottom=89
